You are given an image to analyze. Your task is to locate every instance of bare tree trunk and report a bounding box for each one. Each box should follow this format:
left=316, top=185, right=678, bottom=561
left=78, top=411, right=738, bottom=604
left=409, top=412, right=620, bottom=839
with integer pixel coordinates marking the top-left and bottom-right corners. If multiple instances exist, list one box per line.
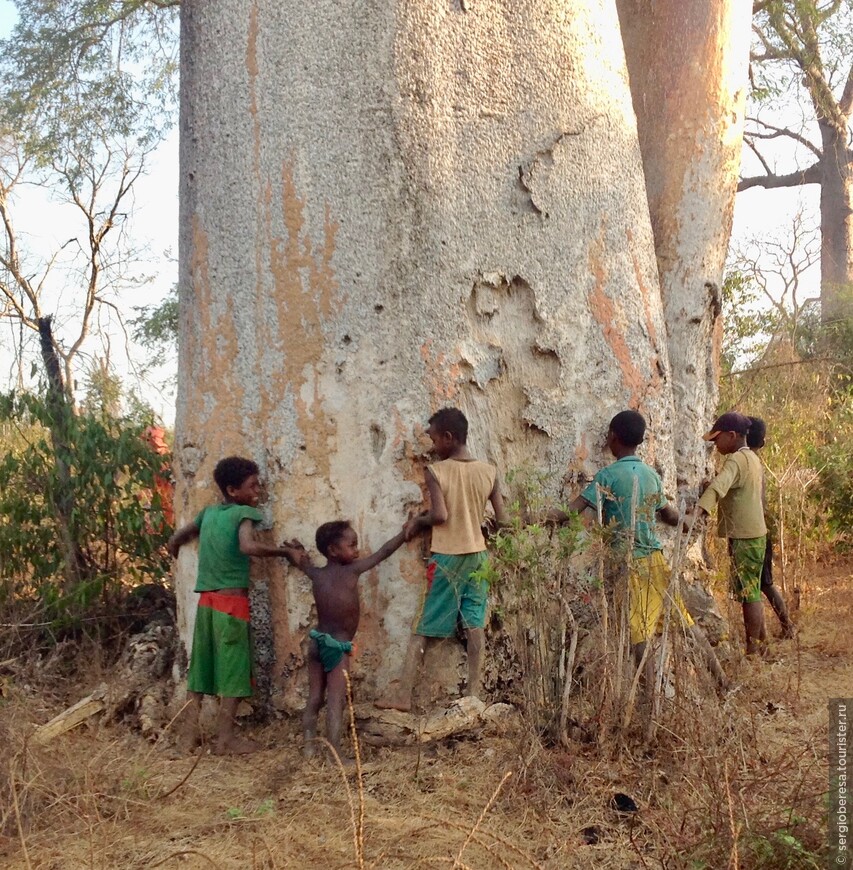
left=176, top=0, right=677, bottom=706
left=617, top=0, right=751, bottom=489
left=37, top=316, right=84, bottom=590
left=819, top=121, right=853, bottom=325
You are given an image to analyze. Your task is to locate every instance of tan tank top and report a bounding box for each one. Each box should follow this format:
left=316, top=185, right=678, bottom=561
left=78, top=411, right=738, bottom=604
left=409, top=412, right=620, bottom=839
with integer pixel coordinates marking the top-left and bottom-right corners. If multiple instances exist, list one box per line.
left=428, top=459, right=497, bottom=555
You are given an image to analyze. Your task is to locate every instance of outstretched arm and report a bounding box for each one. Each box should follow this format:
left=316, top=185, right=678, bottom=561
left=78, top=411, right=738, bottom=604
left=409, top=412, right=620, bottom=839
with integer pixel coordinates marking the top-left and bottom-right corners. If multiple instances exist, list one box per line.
left=488, top=475, right=509, bottom=528
left=404, top=467, right=447, bottom=540
left=238, top=520, right=299, bottom=558
left=351, top=530, right=407, bottom=575
left=167, top=521, right=199, bottom=558
left=280, top=538, right=316, bottom=573
left=547, top=495, right=592, bottom=526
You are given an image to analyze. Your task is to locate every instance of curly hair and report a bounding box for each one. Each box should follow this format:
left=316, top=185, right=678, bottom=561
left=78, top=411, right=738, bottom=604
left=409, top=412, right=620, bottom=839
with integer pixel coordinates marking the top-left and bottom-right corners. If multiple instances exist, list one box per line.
left=213, top=456, right=259, bottom=496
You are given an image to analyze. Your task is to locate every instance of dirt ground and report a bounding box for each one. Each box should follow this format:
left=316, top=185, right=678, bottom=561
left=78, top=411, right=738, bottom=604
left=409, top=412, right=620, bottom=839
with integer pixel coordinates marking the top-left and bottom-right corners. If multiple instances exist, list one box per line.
left=1, top=559, right=850, bottom=869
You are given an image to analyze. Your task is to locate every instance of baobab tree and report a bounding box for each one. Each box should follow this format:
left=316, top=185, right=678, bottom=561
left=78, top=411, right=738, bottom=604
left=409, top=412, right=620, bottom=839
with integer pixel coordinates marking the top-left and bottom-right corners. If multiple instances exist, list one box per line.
left=175, top=0, right=751, bottom=705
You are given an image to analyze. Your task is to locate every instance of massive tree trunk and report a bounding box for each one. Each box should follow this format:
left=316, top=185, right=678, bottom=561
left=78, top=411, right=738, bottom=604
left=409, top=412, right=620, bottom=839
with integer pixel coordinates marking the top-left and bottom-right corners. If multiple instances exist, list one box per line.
left=818, top=121, right=853, bottom=326
left=176, top=0, right=680, bottom=709
left=616, top=0, right=751, bottom=490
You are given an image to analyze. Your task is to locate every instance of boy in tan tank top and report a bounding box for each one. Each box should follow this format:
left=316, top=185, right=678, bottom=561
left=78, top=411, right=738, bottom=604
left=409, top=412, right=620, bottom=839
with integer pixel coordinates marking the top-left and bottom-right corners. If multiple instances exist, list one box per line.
left=377, top=407, right=507, bottom=712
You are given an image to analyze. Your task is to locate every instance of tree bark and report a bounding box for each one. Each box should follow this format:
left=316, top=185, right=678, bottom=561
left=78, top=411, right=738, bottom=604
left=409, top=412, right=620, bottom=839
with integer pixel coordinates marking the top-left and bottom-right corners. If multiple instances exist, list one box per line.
left=176, top=0, right=677, bottom=705
left=617, top=0, right=751, bottom=489
left=37, top=316, right=85, bottom=590
left=818, top=121, right=853, bottom=325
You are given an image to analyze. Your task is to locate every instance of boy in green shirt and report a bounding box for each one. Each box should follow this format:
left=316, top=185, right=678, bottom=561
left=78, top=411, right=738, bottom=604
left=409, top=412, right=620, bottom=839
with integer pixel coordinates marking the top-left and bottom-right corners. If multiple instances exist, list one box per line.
left=693, top=412, right=767, bottom=656
left=551, top=410, right=727, bottom=689
left=168, top=456, right=296, bottom=754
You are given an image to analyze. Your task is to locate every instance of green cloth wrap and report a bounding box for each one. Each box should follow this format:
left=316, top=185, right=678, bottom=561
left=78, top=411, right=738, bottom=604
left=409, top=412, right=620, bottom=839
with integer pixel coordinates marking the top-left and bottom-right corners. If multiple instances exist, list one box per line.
left=309, top=629, right=353, bottom=672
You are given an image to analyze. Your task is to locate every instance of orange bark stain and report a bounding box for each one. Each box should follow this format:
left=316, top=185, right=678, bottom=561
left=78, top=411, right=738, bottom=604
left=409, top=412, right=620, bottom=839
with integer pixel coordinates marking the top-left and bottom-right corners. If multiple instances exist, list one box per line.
left=625, top=229, right=664, bottom=407
left=268, top=160, right=343, bottom=487
left=184, top=217, right=244, bottom=513
left=420, top=339, right=462, bottom=407
left=587, top=234, right=645, bottom=408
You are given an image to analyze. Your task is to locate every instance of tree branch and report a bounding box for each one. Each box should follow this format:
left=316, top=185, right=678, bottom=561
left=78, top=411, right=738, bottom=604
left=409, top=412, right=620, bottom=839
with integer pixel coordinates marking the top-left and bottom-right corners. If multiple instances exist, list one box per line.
left=839, top=60, right=853, bottom=118
left=738, top=162, right=822, bottom=191
left=744, top=117, right=824, bottom=160
left=744, top=137, right=774, bottom=177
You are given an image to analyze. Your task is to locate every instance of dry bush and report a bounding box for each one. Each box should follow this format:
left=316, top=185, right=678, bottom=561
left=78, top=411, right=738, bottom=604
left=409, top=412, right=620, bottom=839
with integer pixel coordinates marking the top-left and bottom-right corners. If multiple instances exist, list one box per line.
left=0, top=476, right=842, bottom=868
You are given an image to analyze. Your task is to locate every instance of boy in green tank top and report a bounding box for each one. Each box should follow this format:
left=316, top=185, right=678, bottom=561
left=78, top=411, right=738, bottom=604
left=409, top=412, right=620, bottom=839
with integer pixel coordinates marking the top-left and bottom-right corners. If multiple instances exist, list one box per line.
left=168, top=456, right=296, bottom=755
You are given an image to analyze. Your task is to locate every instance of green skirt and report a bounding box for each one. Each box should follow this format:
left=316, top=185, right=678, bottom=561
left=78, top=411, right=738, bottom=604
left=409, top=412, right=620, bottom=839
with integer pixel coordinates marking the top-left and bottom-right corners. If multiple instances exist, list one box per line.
left=187, top=591, right=253, bottom=698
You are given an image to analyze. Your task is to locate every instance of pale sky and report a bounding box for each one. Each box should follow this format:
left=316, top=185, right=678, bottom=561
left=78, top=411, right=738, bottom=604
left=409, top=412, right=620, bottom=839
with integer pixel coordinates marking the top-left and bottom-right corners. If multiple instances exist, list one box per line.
left=0, top=0, right=179, bottom=422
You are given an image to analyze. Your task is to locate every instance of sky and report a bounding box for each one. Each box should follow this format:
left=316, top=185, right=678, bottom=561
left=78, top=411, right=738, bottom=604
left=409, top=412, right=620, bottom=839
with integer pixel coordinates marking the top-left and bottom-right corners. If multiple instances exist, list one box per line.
left=0, top=2, right=822, bottom=424
left=0, top=0, right=179, bottom=422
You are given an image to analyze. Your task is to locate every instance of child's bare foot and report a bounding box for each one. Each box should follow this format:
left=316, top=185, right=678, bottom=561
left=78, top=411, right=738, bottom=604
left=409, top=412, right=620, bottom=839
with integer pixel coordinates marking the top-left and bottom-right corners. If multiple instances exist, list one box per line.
left=213, top=735, right=261, bottom=755
left=374, top=696, right=411, bottom=712
left=328, top=749, right=356, bottom=771
left=302, top=732, right=317, bottom=759
left=176, top=718, right=203, bottom=754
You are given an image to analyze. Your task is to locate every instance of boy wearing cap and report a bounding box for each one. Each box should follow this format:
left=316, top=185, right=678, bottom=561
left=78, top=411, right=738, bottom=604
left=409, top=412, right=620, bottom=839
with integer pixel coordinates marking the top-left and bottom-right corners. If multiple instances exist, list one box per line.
left=694, top=412, right=767, bottom=656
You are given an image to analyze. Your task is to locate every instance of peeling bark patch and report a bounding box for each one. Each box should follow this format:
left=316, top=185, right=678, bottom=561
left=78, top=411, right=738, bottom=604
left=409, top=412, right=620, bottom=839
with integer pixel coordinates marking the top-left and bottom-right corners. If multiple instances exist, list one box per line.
left=517, top=128, right=588, bottom=218
left=370, top=423, right=387, bottom=461
left=461, top=273, right=561, bottom=442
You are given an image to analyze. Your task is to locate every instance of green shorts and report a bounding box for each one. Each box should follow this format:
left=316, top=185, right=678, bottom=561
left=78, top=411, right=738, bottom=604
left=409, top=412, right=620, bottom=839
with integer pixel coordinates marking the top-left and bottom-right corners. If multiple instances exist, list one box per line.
left=415, top=552, right=489, bottom=638
left=728, top=537, right=767, bottom=605
left=187, top=591, right=253, bottom=698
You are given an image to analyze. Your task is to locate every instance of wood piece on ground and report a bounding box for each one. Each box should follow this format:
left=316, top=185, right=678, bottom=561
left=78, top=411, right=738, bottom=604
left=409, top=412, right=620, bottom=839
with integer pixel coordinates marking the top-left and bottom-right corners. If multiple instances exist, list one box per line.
left=31, top=683, right=107, bottom=745
left=356, top=696, right=517, bottom=746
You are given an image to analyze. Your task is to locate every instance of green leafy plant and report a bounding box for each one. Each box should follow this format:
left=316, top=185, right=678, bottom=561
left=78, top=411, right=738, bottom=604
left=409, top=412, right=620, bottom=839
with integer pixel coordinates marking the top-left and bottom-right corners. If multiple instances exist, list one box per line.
left=0, top=388, right=172, bottom=637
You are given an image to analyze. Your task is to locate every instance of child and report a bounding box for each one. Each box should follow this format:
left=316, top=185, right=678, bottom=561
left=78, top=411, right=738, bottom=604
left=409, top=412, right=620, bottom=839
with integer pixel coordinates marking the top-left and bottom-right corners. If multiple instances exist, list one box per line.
left=168, top=456, right=295, bottom=755
left=377, top=407, right=507, bottom=712
left=287, top=521, right=406, bottom=759
left=746, top=416, right=794, bottom=639
left=694, top=412, right=767, bottom=656
left=550, top=410, right=727, bottom=690
left=746, top=417, right=794, bottom=640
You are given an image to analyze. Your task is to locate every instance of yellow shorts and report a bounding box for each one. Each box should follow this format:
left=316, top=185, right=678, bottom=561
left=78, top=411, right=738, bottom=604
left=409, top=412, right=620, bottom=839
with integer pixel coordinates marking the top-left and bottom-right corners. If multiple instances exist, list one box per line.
left=629, top=551, right=694, bottom=646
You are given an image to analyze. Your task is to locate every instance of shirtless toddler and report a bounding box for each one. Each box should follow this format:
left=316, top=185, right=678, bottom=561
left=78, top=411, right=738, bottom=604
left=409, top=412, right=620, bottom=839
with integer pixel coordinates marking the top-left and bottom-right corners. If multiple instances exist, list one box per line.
left=288, top=521, right=405, bottom=759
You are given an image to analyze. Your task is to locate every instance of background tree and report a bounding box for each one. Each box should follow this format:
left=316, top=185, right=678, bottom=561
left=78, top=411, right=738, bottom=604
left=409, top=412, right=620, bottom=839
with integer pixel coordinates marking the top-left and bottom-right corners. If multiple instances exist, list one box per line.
left=0, top=0, right=179, bottom=396
left=741, top=0, right=853, bottom=325
left=0, top=0, right=178, bottom=597
left=0, top=128, right=151, bottom=400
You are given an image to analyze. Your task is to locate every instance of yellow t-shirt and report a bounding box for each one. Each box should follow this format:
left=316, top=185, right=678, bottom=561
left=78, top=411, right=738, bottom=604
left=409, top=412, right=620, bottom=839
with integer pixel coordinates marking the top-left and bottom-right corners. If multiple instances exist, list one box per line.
left=697, top=448, right=767, bottom=539
left=428, top=458, right=497, bottom=555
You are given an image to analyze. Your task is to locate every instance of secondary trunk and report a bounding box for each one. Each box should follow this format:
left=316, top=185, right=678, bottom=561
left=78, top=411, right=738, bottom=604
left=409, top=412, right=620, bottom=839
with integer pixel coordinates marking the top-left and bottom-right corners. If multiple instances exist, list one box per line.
left=176, top=0, right=676, bottom=710
left=818, top=121, right=853, bottom=325
left=617, top=0, right=751, bottom=490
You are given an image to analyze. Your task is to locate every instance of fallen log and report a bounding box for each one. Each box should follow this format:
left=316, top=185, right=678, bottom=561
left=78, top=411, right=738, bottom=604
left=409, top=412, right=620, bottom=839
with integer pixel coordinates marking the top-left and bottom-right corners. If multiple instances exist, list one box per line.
left=355, top=696, right=517, bottom=746
left=31, top=683, right=107, bottom=745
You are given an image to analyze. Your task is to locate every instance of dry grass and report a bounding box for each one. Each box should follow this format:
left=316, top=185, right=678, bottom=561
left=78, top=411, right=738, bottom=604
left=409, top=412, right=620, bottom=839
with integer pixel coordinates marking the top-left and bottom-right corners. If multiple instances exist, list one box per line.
left=0, top=559, right=849, bottom=869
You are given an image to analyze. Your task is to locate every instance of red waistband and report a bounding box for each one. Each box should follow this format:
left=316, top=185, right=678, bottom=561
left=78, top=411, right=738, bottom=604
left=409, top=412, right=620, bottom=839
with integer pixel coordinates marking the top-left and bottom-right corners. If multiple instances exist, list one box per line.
left=198, top=591, right=250, bottom=621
